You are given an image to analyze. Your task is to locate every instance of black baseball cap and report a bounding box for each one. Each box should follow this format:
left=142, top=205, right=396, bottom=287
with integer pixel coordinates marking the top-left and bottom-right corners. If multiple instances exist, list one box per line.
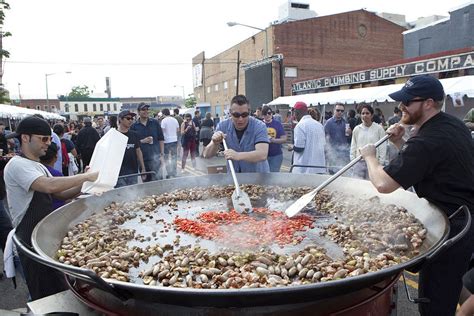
left=7, top=116, right=51, bottom=139
left=118, top=110, right=137, bottom=119
left=137, top=102, right=150, bottom=111
left=389, top=75, right=445, bottom=104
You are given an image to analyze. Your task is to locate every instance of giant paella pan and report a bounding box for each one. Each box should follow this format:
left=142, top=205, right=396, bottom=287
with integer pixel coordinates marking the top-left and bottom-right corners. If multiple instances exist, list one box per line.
left=15, top=173, right=470, bottom=315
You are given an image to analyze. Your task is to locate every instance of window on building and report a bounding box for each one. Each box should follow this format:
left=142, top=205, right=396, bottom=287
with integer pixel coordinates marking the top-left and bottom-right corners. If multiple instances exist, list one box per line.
left=100, top=104, right=104, bottom=111
left=44, top=105, right=49, bottom=111
left=65, top=103, right=69, bottom=112
left=51, top=105, right=56, bottom=111
left=224, top=81, right=228, bottom=90
left=74, top=104, right=79, bottom=112
left=285, top=67, right=298, bottom=78
left=234, top=79, right=237, bottom=86
left=84, top=104, right=88, bottom=112
left=207, top=86, right=211, bottom=93
left=214, top=84, right=219, bottom=92
left=113, top=103, right=117, bottom=111
left=93, top=103, right=97, bottom=111
left=107, top=104, right=111, bottom=111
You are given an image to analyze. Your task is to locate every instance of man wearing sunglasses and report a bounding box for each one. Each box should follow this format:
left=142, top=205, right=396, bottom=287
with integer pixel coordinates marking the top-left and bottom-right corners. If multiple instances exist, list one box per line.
left=203, top=95, right=270, bottom=173
left=359, top=75, right=474, bottom=316
left=324, top=103, right=350, bottom=174
left=118, top=110, right=147, bottom=187
left=3, top=116, right=99, bottom=300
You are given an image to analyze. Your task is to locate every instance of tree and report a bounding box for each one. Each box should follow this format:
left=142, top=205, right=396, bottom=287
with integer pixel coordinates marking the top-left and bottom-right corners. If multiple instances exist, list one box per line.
left=0, top=1, right=11, bottom=104
left=68, top=85, right=91, bottom=98
left=185, top=95, right=196, bottom=108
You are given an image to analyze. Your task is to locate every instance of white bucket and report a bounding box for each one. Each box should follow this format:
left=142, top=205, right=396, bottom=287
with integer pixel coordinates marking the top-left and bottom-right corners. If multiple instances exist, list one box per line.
left=81, top=128, right=128, bottom=194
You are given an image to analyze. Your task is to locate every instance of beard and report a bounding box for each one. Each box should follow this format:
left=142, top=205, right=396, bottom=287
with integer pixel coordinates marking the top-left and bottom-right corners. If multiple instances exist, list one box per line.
left=401, top=106, right=423, bottom=125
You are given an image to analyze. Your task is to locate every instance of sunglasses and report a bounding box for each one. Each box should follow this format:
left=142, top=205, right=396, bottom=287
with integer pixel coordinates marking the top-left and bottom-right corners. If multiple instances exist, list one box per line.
left=31, top=134, right=52, bottom=143
left=123, top=116, right=134, bottom=120
left=335, top=109, right=344, bottom=113
left=263, top=112, right=272, bottom=116
left=231, top=112, right=250, bottom=118
left=403, top=98, right=428, bottom=107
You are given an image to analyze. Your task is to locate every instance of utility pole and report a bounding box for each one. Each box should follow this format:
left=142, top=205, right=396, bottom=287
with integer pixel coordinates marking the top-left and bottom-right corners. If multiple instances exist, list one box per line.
left=236, top=50, right=241, bottom=95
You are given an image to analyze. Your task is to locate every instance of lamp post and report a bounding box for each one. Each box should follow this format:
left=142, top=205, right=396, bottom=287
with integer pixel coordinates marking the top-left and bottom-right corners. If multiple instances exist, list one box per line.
left=174, top=85, right=186, bottom=106
left=45, top=71, right=71, bottom=109
left=227, top=21, right=268, bottom=58
left=17, top=82, right=21, bottom=105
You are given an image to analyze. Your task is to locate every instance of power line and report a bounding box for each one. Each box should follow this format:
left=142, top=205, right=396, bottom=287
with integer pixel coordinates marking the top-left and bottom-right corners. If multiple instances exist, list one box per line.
left=5, top=59, right=256, bottom=66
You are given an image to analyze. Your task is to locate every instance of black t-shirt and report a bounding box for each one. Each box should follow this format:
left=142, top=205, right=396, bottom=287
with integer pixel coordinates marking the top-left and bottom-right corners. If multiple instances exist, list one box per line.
left=384, top=112, right=474, bottom=216
left=235, top=125, right=248, bottom=143
left=119, top=130, right=141, bottom=176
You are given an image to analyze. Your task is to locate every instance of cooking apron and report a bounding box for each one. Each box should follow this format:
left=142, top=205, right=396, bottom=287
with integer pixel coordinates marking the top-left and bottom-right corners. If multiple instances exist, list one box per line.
left=16, top=189, right=67, bottom=300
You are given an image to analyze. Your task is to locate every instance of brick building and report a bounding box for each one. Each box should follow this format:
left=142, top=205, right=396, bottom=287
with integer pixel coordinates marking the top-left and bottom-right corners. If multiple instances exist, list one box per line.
left=193, top=9, right=406, bottom=114
left=13, top=99, right=61, bottom=112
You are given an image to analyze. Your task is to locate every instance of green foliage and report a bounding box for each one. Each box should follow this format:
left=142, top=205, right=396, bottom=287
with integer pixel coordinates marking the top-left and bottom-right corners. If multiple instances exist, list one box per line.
left=185, top=96, right=197, bottom=108
left=0, top=1, right=10, bottom=64
left=0, top=88, right=10, bottom=104
left=0, top=1, right=11, bottom=93
left=68, top=85, right=91, bottom=98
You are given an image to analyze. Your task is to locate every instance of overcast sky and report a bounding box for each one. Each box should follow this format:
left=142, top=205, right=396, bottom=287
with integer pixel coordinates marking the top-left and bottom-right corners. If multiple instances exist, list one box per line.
left=3, top=0, right=471, bottom=100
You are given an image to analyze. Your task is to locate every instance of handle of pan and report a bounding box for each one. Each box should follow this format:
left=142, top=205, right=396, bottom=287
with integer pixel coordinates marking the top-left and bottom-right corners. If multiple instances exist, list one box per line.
left=425, top=205, right=471, bottom=263
left=12, top=234, right=130, bottom=301
left=222, top=139, right=242, bottom=196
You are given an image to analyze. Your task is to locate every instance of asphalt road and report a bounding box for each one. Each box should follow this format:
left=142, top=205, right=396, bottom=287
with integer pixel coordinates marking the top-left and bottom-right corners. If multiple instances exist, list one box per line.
left=0, top=143, right=420, bottom=314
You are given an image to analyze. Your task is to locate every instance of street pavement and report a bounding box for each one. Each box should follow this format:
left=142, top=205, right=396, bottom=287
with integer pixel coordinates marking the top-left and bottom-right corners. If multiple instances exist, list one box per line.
left=0, top=143, right=420, bottom=314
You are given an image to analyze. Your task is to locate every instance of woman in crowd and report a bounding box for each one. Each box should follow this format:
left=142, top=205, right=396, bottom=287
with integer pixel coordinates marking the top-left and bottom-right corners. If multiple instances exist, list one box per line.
left=262, top=106, right=287, bottom=172
left=39, top=143, right=65, bottom=210
left=308, top=108, right=321, bottom=122
left=104, top=116, right=118, bottom=134
left=350, top=104, right=386, bottom=179
left=374, top=107, right=386, bottom=126
left=199, top=112, right=214, bottom=150
left=180, top=113, right=197, bottom=170
left=346, top=109, right=358, bottom=144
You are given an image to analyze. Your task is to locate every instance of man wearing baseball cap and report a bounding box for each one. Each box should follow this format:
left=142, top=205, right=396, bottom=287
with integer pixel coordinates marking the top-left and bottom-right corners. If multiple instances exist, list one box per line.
left=117, top=110, right=147, bottom=187
left=3, top=115, right=99, bottom=300
left=131, top=103, right=165, bottom=181
left=289, top=101, right=326, bottom=174
left=359, top=75, right=474, bottom=315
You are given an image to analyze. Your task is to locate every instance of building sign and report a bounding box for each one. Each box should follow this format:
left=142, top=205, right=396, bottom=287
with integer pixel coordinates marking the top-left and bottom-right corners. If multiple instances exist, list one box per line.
left=292, top=51, right=474, bottom=93
left=193, top=64, right=203, bottom=88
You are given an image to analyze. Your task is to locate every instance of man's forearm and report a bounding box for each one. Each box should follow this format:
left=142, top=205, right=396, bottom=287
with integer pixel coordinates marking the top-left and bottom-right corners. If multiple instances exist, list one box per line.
left=136, top=149, right=146, bottom=172
left=203, top=141, right=219, bottom=158
left=31, top=173, right=95, bottom=194
left=365, top=156, right=400, bottom=193
left=159, top=141, right=164, bottom=154
left=237, top=149, right=267, bottom=163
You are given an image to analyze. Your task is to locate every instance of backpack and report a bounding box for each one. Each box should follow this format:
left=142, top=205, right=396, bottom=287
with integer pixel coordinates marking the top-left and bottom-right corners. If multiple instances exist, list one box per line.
left=60, top=139, right=70, bottom=168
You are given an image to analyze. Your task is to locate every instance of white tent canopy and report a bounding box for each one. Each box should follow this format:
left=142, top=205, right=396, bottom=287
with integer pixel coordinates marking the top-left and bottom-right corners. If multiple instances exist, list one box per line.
left=0, top=104, right=66, bottom=121
left=268, top=75, right=474, bottom=108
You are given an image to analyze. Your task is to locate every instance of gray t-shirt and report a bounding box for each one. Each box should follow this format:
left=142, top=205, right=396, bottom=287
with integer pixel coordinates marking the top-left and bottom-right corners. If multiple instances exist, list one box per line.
left=4, top=156, right=51, bottom=227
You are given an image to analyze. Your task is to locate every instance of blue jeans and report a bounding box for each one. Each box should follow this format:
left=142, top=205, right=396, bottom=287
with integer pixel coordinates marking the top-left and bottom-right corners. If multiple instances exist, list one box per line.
left=267, top=154, right=283, bottom=172
left=164, top=142, right=178, bottom=177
